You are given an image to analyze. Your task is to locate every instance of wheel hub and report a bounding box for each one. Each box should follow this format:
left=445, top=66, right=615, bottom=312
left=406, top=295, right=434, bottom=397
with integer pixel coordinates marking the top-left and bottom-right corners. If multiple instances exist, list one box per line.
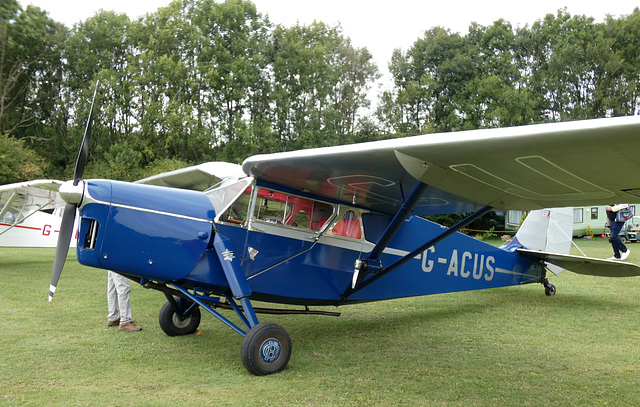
left=172, top=314, right=192, bottom=329
left=260, top=338, right=282, bottom=363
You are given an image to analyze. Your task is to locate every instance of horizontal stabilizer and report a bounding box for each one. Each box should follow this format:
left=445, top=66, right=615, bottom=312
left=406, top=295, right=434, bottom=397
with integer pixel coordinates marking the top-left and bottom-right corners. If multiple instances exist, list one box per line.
left=517, top=249, right=640, bottom=277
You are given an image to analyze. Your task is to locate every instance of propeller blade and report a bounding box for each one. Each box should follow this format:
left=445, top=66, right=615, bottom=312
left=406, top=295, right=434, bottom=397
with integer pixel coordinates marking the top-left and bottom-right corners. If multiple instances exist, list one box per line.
left=48, top=203, right=77, bottom=302
left=50, top=81, right=99, bottom=301
left=73, top=80, right=99, bottom=185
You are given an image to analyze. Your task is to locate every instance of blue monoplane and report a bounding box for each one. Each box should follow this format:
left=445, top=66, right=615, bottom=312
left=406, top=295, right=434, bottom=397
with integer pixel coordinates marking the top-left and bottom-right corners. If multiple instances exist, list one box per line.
left=45, top=89, right=640, bottom=375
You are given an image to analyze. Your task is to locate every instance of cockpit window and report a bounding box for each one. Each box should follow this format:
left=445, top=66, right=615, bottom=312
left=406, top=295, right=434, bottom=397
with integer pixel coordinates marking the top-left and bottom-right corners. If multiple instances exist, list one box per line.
left=0, top=208, right=20, bottom=224
left=208, top=181, right=337, bottom=232
left=330, top=210, right=362, bottom=239
left=253, top=188, right=334, bottom=231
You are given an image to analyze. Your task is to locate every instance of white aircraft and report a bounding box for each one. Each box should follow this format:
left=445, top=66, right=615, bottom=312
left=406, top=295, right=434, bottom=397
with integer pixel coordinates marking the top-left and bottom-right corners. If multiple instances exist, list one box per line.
left=0, top=180, right=78, bottom=248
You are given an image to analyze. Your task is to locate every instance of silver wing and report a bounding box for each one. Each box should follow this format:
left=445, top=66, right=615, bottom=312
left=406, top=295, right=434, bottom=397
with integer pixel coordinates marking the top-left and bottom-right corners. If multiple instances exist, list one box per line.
left=243, top=116, right=640, bottom=215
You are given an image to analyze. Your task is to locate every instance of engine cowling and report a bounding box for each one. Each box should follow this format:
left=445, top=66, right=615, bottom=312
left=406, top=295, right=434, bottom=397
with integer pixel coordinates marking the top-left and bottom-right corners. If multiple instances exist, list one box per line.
left=76, top=180, right=215, bottom=282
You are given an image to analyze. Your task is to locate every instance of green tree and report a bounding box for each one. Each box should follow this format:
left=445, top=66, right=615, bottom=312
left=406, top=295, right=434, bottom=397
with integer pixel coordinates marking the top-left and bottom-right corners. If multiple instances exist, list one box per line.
left=4, top=1, right=639, bottom=185
left=602, top=8, right=640, bottom=116
left=136, top=0, right=215, bottom=163
left=0, top=132, right=45, bottom=183
left=516, top=9, right=622, bottom=121
left=0, top=1, right=65, bottom=137
left=382, top=8, right=640, bottom=136
left=271, top=21, right=378, bottom=151
left=192, top=0, right=271, bottom=161
left=462, top=20, right=539, bottom=128
left=63, top=11, right=138, bottom=178
left=380, top=27, right=470, bottom=134
left=0, top=1, right=66, bottom=180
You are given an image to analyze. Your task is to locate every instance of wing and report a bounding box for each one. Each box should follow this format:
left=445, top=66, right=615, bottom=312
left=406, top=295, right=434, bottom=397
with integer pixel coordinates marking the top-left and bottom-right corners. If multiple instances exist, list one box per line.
left=0, top=180, right=64, bottom=211
left=135, top=162, right=245, bottom=190
left=242, top=116, right=640, bottom=215
left=0, top=180, right=65, bottom=229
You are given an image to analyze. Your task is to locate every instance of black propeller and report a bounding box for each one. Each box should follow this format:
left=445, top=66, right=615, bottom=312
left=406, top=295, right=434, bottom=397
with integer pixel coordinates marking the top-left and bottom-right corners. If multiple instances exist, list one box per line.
left=74, top=84, right=95, bottom=185
left=48, top=81, right=99, bottom=302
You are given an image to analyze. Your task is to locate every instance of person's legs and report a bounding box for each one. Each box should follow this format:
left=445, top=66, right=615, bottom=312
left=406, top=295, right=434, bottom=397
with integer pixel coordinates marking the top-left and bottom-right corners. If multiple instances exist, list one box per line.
left=110, top=272, right=141, bottom=331
left=609, top=221, right=626, bottom=258
left=106, top=271, right=120, bottom=324
left=111, top=272, right=132, bottom=324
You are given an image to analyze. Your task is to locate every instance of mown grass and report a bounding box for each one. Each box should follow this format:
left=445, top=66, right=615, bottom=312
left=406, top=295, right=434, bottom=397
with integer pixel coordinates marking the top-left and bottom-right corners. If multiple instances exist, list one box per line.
left=1, top=239, right=640, bottom=406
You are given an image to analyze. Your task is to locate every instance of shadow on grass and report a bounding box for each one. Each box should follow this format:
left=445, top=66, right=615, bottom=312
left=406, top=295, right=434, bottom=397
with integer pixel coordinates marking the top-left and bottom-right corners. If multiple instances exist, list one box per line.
left=296, top=284, right=634, bottom=330
left=272, top=282, right=639, bottom=360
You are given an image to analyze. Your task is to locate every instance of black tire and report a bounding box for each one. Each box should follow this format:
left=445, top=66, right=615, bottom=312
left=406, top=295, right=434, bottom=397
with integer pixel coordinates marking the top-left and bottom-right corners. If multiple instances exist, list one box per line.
left=545, top=283, right=556, bottom=296
left=620, top=236, right=628, bottom=244
left=158, top=297, right=201, bottom=336
left=241, top=322, right=291, bottom=376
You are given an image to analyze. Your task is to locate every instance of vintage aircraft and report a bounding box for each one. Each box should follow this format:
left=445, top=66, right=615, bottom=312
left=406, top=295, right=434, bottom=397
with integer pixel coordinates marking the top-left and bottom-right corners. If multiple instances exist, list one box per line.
left=0, top=180, right=78, bottom=248
left=44, top=94, right=640, bottom=375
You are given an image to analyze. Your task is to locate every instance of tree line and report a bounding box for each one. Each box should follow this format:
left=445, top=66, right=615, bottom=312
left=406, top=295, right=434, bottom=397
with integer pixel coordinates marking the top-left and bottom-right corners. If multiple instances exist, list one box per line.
left=1, top=0, right=639, bottom=184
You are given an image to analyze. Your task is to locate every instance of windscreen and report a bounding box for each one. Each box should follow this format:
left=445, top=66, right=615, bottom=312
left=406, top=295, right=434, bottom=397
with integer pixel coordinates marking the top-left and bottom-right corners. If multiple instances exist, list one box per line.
left=204, top=177, right=253, bottom=220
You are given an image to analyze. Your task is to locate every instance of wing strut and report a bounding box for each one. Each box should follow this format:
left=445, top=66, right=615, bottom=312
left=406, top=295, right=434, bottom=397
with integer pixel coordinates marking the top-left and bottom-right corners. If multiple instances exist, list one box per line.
left=346, top=181, right=428, bottom=291
left=344, top=203, right=493, bottom=299
left=0, top=198, right=55, bottom=237
left=369, top=182, right=430, bottom=262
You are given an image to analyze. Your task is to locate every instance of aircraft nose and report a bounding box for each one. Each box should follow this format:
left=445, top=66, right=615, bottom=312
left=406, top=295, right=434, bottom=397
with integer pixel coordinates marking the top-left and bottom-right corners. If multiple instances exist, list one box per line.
left=59, top=180, right=84, bottom=205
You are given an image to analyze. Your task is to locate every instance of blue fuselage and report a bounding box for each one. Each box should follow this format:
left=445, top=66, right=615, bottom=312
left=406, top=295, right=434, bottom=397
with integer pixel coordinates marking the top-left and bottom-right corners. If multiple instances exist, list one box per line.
left=75, top=179, right=543, bottom=306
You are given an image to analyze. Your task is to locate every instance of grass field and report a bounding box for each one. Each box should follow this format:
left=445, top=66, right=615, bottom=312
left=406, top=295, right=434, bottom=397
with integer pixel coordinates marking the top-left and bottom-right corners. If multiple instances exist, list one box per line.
left=1, top=238, right=640, bottom=406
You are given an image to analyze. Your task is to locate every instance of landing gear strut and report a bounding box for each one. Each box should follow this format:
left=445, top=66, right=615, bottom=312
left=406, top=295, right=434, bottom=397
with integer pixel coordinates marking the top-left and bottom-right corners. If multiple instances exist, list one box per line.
left=163, top=283, right=292, bottom=375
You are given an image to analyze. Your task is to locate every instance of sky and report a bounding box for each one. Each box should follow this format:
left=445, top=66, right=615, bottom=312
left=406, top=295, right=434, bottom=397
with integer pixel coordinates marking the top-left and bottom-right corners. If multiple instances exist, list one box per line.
left=21, top=0, right=640, bottom=97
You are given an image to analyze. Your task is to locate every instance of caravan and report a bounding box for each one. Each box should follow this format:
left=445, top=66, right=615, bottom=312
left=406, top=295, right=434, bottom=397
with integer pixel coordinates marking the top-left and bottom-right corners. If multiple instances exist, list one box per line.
left=506, top=205, right=639, bottom=237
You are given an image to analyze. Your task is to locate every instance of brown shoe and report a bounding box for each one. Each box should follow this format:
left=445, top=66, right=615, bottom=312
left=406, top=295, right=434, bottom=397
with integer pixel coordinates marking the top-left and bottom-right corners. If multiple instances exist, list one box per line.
left=119, top=321, right=142, bottom=332
left=107, top=319, right=120, bottom=327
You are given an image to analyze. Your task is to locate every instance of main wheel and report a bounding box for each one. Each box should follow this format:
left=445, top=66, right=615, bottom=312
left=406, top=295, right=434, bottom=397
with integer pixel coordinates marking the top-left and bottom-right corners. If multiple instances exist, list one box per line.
left=241, top=322, right=291, bottom=376
left=158, top=297, right=201, bottom=336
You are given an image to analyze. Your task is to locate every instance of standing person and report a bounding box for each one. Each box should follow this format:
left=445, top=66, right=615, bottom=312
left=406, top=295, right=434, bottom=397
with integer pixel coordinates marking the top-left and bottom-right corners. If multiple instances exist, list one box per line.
left=107, top=270, right=142, bottom=331
left=606, top=204, right=631, bottom=261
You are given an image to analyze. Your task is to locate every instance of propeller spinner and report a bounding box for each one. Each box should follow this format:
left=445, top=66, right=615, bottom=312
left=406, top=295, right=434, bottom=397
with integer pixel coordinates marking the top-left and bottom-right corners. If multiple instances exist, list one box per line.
left=48, top=81, right=99, bottom=302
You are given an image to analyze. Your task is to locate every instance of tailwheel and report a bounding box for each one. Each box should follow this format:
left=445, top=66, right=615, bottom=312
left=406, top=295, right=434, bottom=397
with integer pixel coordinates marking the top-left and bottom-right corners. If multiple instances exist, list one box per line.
left=241, top=322, right=291, bottom=376
left=542, top=278, right=556, bottom=296
left=159, top=297, right=202, bottom=336
left=540, top=268, right=556, bottom=296
left=545, top=283, right=556, bottom=296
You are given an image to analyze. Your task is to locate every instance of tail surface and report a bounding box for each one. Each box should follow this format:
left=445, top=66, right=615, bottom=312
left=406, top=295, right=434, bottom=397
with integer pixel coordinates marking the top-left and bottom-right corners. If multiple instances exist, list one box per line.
left=504, top=207, right=640, bottom=277
left=503, top=207, right=573, bottom=275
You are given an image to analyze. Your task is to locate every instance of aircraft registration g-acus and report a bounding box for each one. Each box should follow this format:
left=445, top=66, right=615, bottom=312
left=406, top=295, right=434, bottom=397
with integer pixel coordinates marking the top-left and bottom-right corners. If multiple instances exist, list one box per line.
left=27, top=84, right=640, bottom=375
